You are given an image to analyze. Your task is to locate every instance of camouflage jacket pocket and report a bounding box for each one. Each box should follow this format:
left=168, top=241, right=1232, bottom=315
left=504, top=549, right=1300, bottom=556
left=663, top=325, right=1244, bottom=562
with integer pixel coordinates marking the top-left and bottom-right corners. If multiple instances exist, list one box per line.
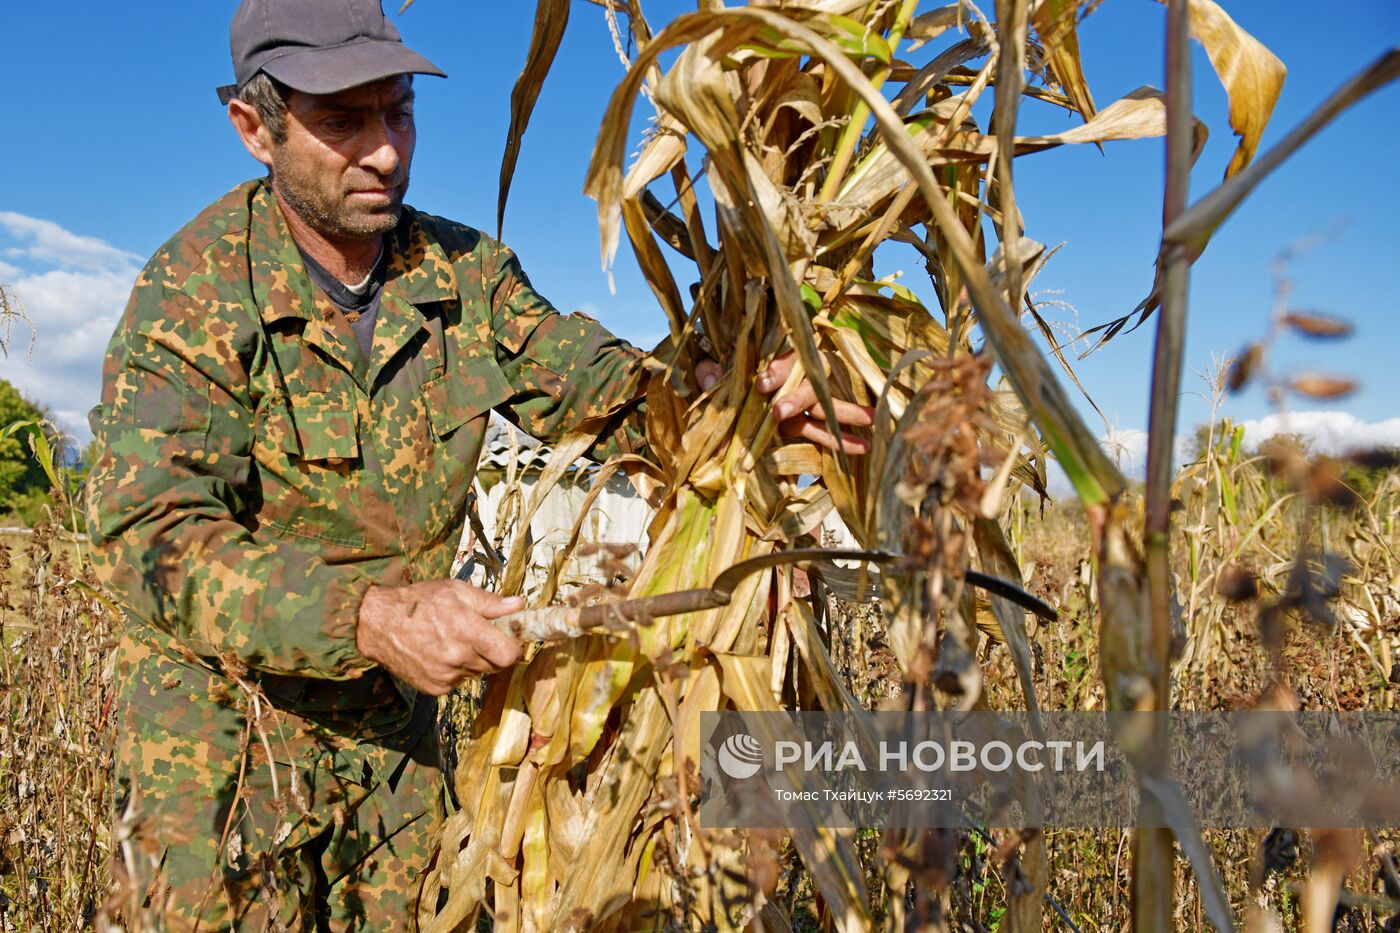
left=422, top=354, right=511, bottom=440
left=254, top=391, right=368, bottom=550
left=108, top=362, right=211, bottom=437
left=291, top=392, right=361, bottom=463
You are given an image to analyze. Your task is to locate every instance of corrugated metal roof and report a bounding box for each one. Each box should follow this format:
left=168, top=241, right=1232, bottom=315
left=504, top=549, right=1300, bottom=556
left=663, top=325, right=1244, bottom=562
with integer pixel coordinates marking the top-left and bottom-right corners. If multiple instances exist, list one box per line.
left=478, top=416, right=556, bottom=472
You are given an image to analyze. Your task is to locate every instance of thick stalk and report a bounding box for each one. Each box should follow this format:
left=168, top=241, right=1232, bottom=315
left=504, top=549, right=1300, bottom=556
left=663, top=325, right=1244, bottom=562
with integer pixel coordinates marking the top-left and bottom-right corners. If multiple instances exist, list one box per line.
left=816, top=0, right=921, bottom=203
left=1135, top=0, right=1192, bottom=928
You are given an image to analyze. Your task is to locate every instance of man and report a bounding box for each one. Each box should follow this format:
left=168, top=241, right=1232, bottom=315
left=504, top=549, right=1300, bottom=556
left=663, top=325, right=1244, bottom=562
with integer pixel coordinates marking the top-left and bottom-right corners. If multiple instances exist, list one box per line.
left=87, top=0, right=871, bottom=928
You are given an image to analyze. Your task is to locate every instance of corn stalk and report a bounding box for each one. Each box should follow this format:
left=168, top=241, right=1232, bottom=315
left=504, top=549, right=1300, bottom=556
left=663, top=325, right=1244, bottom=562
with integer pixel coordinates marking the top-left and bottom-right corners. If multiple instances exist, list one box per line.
left=412, top=3, right=1397, bottom=930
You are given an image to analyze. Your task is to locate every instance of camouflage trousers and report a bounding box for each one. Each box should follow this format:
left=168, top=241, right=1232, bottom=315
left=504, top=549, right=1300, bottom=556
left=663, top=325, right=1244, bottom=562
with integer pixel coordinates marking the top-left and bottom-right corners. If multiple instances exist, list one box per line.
left=109, top=643, right=445, bottom=932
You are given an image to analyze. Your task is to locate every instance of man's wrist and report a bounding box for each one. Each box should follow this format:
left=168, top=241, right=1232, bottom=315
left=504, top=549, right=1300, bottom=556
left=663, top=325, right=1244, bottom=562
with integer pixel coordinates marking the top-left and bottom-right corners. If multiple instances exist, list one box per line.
left=356, top=584, right=389, bottom=664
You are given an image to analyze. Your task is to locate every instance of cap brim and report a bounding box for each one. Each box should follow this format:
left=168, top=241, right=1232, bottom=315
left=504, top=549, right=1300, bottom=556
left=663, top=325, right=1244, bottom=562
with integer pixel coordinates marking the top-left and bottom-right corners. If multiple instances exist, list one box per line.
left=259, top=39, right=446, bottom=95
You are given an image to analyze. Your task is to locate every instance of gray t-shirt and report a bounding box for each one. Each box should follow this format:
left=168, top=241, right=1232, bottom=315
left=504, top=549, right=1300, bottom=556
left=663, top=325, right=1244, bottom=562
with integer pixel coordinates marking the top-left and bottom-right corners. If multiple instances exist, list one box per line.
left=297, top=242, right=386, bottom=360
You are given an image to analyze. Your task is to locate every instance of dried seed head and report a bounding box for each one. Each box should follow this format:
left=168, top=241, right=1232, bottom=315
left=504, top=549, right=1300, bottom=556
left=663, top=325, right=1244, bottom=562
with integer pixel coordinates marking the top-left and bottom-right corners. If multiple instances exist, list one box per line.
left=930, top=632, right=980, bottom=701
left=1217, top=564, right=1259, bottom=602
left=1310, top=829, right=1364, bottom=874
left=1345, top=447, right=1400, bottom=471
left=217, top=650, right=249, bottom=682
left=1281, top=311, right=1353, bottom=339
left=1289, top=373, right=1358, bottom=400
left=226, top=830, right=244, bottom=868
left=1226, top=344, right=1263, bottom=393
left=1258, top=602, right=1286, bottom=654
left=1260, top=827, right=1299, bottom=875
left=1260, top=437, right=1308, bottom=482
left=580, top=542, right=637, bottom=559
left=1305, top=457, right=1359, bottom=509
left=1283, top=550, right=1347, bottom=630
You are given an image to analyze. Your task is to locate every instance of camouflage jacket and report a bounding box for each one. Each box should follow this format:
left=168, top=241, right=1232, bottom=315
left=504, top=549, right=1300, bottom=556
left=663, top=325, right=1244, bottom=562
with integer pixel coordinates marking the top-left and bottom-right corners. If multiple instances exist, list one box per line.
left=86, top=179, right=646, bottom=740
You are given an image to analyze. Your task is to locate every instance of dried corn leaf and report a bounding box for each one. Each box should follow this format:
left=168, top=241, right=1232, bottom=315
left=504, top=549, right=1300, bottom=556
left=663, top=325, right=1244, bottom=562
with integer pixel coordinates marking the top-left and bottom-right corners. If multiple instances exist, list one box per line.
left=1281, top=310, right=1353, bottom=339
left=834, top=88, right=1190, bottom=239
left=892, top=38, right=992, bottom=116
left=973, top=517, right=1044, bottom=725
left=1031, top=0, right=1097, bottom=121
left=498, top=429, right=604, bottom=598
left=714, top=652, right=873, bottom=931
left=548, top=691, right=674, bottom=928
left=1182, top=0, right=1285, bottom=178
left=1165, top=51, right=1399, bottom=255
left=906, top=4, right=966, bottom=51
left=1290, top=373, right=1357, bottom=400
left=784, top=598, right=859, bottom=713
left=498, top=0, right=571, bottom=236
left=1141, top=774, right=1237, bottom=932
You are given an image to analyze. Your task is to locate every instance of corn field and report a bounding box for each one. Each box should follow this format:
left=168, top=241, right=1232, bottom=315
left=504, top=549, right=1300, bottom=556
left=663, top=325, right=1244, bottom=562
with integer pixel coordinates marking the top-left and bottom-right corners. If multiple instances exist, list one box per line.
left=2, top=1, right=1399, bottom=931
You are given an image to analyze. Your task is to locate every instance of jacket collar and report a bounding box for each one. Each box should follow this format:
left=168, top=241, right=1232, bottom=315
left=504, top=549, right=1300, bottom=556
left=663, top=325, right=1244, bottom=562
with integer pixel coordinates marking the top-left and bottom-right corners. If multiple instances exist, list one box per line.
left=247, top=179, right=458, bottom=324
left=246, top=179, right=458, bottom=385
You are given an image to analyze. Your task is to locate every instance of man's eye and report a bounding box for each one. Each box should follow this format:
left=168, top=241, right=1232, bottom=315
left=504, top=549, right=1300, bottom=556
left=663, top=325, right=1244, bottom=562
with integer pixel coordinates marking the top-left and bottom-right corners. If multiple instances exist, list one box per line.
left=325, top=119, right=355, bottom=134
left=390, top=110, right=414, bottom=127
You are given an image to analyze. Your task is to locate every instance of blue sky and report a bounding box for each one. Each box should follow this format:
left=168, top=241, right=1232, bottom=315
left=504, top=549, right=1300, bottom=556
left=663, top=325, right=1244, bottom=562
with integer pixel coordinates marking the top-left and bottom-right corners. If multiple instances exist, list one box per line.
left=1, top=1, right=1396, bottom=468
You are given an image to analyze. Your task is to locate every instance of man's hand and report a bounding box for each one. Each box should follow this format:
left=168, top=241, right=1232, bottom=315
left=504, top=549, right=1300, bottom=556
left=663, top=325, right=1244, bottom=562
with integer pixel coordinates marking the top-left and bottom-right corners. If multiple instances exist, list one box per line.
left=356, top=581, right=525, bottom=696
left=759, top=351, right=875, bottom=454
left=695, top=351, right=874, bottom=455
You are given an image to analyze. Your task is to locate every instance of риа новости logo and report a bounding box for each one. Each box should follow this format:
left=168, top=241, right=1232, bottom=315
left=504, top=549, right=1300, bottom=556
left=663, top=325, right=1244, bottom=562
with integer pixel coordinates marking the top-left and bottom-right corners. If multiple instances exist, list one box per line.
left=717, top=733, right=763, bottom=779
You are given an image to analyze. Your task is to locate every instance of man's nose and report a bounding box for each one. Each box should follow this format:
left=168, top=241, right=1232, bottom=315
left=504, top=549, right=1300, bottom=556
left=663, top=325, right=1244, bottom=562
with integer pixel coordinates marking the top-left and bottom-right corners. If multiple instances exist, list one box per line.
left=359, top=117, right=403, bottom=176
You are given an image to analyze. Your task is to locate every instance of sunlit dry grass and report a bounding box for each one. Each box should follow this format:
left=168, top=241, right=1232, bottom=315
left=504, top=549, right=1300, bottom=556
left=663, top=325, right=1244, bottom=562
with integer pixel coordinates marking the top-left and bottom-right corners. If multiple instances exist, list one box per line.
left=0, top=522, right=117, bottom=929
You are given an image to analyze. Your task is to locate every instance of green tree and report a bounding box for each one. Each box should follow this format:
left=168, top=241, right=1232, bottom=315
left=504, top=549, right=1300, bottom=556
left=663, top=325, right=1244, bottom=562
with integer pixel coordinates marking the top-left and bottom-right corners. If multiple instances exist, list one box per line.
left=0, top=378, right=56, bottom=524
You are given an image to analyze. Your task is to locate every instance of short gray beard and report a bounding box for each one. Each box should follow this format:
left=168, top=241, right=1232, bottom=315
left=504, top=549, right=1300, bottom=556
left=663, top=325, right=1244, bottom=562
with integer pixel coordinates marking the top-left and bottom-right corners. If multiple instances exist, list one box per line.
left=269, top=164, right=403, bottom=241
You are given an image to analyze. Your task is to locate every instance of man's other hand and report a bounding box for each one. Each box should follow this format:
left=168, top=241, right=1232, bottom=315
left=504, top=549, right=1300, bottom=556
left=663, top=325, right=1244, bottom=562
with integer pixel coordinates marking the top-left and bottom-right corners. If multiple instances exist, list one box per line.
left=758, top=351, right=875, bottom=455
left=694, top=352, right=873, bottom=454
left=696, top=357, right=723, bottom=392
left=356, top=581, right=525, bottom=695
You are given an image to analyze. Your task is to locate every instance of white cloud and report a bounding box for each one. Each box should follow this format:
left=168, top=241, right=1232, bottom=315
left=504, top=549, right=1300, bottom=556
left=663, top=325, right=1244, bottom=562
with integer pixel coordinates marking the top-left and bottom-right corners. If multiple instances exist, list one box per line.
left=1043, top=412, right=1398, bottom=498
left=1095, top=413, right=1400, bottom=480
left=1100, top=426, right=1148, bottom=474
left=0, top=212, right=140, bottom=441
left=1237, top=410, right=1400, bottom=454
left=0, top=211, right=141, bottom=272
left=1096, top=426, right=1194, bottom=478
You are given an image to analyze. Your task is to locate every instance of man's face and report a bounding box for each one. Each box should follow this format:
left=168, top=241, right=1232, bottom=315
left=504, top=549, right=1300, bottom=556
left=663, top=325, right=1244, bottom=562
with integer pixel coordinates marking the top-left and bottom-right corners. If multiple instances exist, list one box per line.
left=269, top=76, right=416, bottom=241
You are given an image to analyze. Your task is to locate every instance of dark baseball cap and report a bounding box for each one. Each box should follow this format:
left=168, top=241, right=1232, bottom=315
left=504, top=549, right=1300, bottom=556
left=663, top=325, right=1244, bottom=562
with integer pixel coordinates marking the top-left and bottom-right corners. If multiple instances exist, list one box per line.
left=215, top=0, right=446, bottom=105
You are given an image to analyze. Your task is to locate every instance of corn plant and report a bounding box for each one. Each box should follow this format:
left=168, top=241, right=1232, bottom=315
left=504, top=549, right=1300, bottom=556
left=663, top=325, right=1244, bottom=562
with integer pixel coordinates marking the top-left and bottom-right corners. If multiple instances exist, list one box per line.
left=416, top=2, right=1398, bottom=930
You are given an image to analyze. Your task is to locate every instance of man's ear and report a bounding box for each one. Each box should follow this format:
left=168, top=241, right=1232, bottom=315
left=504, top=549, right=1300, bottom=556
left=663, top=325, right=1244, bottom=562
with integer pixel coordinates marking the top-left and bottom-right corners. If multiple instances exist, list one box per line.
left=228, top=100, right=275, bottom=167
